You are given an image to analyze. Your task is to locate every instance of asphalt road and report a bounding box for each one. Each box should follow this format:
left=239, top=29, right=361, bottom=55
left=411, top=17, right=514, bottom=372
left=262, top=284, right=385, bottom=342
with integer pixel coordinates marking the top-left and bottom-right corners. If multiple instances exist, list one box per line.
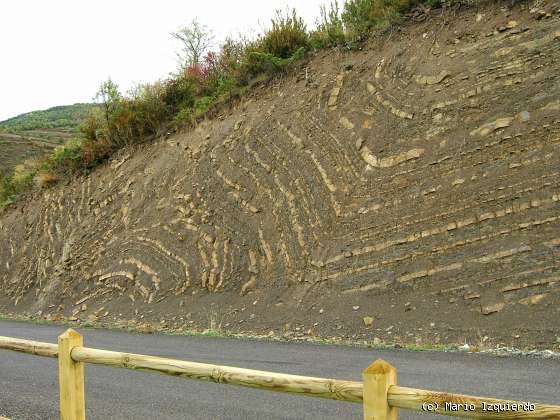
left=0, top=321, right=559, bottom=420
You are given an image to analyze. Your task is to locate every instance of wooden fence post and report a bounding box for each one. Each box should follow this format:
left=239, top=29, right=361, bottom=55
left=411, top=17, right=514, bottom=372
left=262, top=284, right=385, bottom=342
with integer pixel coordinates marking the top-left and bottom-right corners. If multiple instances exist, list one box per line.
left=363, top=359, right=397, bottom=420
left=58, top=329, right=86, bottom=420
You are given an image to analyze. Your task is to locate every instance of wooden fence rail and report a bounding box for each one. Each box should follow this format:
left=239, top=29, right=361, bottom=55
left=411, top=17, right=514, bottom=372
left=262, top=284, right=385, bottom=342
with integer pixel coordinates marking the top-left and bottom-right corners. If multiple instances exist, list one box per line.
left=1, top=329, right=559, bottom=420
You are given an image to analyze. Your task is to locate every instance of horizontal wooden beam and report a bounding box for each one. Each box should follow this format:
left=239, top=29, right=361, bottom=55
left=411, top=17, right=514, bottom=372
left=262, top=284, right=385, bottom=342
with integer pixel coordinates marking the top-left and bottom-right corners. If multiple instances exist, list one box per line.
left=2, top=334, right=560, bottom=418
left=71, top=346, right=364, bottom=402
left=388, top=386, right=560, bottom=419
left=0, top=335, right=58, bottom=358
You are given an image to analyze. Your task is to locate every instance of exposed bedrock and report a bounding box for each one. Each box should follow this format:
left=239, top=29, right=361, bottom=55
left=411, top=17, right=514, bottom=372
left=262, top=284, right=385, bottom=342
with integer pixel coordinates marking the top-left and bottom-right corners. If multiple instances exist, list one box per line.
left=1, top=3, right=559, bottom=348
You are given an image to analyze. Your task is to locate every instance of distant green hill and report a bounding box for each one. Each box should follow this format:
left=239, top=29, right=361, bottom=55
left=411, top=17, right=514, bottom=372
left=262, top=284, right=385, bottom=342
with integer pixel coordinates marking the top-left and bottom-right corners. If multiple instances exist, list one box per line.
left=0, top=103, right=96, bottom=132
left=0, top=103, right=98, bottom=176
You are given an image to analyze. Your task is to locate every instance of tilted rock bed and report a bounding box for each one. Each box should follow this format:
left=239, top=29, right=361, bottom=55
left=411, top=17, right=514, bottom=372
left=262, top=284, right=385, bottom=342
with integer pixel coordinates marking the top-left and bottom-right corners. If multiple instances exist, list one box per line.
left=1, top=1, right=559, bottom=350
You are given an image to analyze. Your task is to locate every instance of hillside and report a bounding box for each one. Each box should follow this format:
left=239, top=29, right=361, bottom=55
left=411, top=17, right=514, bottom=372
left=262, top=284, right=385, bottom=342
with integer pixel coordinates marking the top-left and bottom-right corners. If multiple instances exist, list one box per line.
left=0, top=2, right=559, bottom=350
left=0, top=103, right=94, bottom=131
left=0, top=103, right=95, bottom=175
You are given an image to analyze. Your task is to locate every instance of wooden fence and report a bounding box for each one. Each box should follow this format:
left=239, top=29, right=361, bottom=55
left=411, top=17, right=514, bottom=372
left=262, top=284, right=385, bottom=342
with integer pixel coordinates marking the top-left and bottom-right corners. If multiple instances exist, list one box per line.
left=1, top=329, right=559, bottom=419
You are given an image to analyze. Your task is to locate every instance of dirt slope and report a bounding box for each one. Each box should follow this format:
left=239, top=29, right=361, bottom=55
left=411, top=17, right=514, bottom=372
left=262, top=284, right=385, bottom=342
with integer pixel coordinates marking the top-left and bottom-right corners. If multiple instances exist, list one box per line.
left=1, top=2, right=559, bottom=349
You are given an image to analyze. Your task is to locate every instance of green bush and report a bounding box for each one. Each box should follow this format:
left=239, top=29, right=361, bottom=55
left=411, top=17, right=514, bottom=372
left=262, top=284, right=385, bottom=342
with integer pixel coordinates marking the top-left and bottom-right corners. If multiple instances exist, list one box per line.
left=242, top=47, right=305, bottom=80
left=342, top=0, right=377, bottom=39
left=162, top=75, right=196, bottom=114
left=0, top=174, right=16, bottom=208
left=44, top=139, right=84, bottom=175
left=81, top=109, right=103, bottom=141
left=261, top=9, right=308, bottom=59
left=81, top=137, right=114, bottom=169
left=11, top=161, right=37, bottom=192
left=218, top=37, right=248, bottom=73
left=194, top=96, right=214, bottom=117
left=94, top=78, right=124, bottom=145
left=129, top=82, right=169, bottom=137
left=213, top=37, right=256, bottom=86
left=0, top=160, right=39, bottom=209
left=204, top=71, right=236, bottom=100
left=173, top=107, right=194, bottom=126
left=342, top=0, right=446, bottom=40
left=310, top=1, right=346, bottom=49
left=89, top=77, right=189, bottom=148
left=342, top=0, right=411, bottom=40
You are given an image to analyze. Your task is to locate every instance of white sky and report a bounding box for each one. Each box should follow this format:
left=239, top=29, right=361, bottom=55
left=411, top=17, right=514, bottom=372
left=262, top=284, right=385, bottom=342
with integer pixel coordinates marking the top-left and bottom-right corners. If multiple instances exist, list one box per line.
left=0, top=0, right=331, bottom=122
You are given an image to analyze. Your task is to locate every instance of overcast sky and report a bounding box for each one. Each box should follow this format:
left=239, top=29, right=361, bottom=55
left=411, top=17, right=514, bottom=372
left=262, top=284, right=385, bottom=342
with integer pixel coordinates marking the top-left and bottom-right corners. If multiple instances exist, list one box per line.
left=0, top=0, right=331, bottom=122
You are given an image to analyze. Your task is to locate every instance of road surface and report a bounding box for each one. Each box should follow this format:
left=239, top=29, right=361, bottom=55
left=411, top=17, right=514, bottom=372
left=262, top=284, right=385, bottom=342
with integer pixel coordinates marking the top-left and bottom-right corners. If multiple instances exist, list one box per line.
left=0, top=321, right=559, bottom=419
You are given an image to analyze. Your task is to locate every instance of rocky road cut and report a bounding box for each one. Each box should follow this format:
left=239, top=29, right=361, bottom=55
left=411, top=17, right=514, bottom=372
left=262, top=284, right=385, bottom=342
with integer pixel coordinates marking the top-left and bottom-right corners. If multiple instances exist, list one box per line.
left=1, top=2, right=559, bottom=349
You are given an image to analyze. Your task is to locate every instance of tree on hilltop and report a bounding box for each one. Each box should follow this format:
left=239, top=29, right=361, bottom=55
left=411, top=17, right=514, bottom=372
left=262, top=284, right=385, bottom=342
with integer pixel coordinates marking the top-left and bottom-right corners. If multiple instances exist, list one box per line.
left=94, top=78, right=122, bottom=144
left=172, top=19, right=214, bottom=70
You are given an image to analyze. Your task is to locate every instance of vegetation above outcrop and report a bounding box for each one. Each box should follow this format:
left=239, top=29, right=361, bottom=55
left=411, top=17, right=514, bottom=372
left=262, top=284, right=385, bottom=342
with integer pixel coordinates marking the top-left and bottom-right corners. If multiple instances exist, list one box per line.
left=0, top=0, right=468, bottom=210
